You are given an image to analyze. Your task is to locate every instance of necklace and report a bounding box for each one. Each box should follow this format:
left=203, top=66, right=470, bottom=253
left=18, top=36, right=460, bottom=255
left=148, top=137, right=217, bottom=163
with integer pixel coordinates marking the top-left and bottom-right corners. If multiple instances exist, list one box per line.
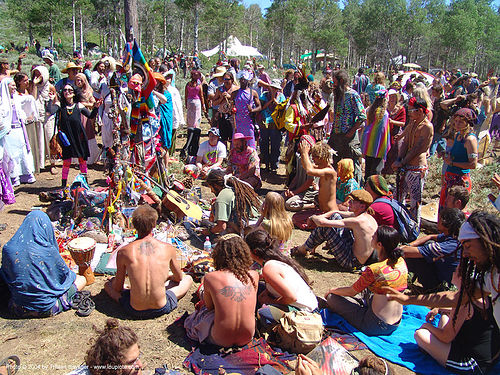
left=66, top=104, right=76, bottom=116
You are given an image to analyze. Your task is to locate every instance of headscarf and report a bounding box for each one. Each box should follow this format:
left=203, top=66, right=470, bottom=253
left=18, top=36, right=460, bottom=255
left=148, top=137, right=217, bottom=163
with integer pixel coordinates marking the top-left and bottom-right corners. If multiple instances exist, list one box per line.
left=458, top=221, right=480, bottom=241
left=337, top=158, right=354, bottom=183
left=75, top=72, right=94, bottom=105
left=0, top=211, right=76, bottom=311
left=365, top=175, right=391, bottom=197
left=0, top=77, right=26, bottom=139
left=408, top=96, right=429, bottom=114
left=454, top=107, right=477, bottom=125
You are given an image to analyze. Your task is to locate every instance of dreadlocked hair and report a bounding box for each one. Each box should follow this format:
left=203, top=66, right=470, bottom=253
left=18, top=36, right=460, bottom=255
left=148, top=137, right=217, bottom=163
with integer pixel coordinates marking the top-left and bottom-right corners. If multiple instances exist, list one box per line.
left=212, top=234, right=256, bottom=288
left=245, top=229, right=313, bottom=287
left=226, top=176, right=262, bottom=230
left=453, top=211, right=500, bottom=325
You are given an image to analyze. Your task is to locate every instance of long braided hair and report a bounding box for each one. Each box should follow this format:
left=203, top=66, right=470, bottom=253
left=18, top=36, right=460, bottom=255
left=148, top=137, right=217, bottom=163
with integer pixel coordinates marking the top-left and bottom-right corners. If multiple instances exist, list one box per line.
left=206, top=170, right=261, bottom=231
left=453, top=211, right=500, bottom=324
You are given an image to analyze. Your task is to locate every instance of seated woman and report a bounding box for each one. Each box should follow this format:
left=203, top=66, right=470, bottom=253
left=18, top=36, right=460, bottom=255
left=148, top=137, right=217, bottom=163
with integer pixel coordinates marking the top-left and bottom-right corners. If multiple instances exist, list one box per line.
left=325, top=225, right=407, bottom=336
left=245, top=229, right=318, bottom=327
left=414, top=270, right=500, bottom=374
left=68, top=318, right=144, bottom=375
left=253, top=192, right=293, bottom=255
left=0, top=211, right=86, bottom=318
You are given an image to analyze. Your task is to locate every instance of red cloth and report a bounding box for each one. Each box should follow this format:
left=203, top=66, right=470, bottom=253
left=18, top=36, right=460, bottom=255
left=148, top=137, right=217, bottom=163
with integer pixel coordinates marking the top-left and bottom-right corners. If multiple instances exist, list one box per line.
left=292, top=208, right=322, bottom=230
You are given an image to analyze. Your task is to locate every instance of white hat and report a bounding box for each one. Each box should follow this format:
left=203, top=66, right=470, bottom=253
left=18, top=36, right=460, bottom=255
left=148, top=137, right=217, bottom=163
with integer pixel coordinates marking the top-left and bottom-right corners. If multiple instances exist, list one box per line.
left=269, top=79, right=282, bottom=90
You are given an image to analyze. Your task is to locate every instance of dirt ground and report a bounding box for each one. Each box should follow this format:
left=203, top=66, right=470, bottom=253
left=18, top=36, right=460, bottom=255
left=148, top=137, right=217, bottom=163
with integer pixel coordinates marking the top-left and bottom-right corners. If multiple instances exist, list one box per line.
left=0, top=129, right=426, bottom=375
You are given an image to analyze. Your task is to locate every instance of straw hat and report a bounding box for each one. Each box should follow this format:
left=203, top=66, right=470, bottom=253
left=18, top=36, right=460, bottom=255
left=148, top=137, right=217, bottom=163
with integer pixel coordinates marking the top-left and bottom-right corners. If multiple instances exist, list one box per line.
left=269, top=79, right=282, bottom=90
left=42, top=53, right=54, bottom=63
left=61, top=62, right=82, bottom=73
left=152, top=72, right=166, bottom=85
left=212, top=66, right=227, bottom=78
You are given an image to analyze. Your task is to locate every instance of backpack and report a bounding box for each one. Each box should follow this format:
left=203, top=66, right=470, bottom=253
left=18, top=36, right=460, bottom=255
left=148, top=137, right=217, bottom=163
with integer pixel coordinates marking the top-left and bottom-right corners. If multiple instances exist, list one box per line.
left=273, top=310, right=324, bottom=354
left=374, top=197, right=419, bottom=243
left=271, top=98, right=292, bottom=130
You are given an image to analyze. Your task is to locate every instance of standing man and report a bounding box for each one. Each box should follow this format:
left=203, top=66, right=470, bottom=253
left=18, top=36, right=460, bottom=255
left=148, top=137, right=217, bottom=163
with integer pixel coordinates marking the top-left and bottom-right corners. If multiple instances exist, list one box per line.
left=353, top=68, right=370, bottom=95
left=207, top=66, right=226, bottom=126
left=105, top=205, right=193, bottom=319
left=55, top=62, right=81, bottom=91
left=392, top=97, right=433, bottom=227
left=327, top=69, right=366, bottom=183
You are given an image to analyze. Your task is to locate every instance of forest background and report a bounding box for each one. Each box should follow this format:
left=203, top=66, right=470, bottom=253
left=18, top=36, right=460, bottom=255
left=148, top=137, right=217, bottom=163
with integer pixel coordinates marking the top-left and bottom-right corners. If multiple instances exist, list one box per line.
left=0, top=0, right=498, bottom=76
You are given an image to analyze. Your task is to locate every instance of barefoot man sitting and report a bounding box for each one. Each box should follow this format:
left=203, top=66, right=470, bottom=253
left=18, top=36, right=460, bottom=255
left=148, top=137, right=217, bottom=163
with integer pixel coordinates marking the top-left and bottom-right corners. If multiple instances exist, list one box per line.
left=293, top=189, right=378, bottom=270
left=105, top=205, right=193, bottom=319
left=184, top=234, right=259, bottom=347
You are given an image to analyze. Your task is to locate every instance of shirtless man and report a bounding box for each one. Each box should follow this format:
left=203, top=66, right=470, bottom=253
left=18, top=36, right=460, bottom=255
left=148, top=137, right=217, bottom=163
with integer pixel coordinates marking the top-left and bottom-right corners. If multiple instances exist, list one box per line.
left=292, top=189, right=378, bottom=270
left=105, top=205, right=193, bottom=319
left=392, top=96, right=433, bottom=227
left=299, top=140, right=338, bottom=212
left=185, top=234, right=259, bottom=347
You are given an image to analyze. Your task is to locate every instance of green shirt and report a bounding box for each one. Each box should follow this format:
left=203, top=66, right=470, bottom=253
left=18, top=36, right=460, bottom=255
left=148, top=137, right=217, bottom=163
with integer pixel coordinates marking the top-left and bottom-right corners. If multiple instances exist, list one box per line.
left=48, top=64, right=61, bottom=83
left=213, top=188, right=259, bottom=224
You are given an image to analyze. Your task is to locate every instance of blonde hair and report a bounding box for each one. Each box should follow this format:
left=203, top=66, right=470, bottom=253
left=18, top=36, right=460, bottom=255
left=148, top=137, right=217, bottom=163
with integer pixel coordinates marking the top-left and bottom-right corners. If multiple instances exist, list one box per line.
left=373, top=72, right=385, bottom=85
left=311, top=142, right=332, bottom=164
left=75, top=73, right=94, bottom=105
left=413, top=87, right=432, bottom=111
left=262, top=192, right=293, bottom=243
left=337, top=159, right=354, bottom=182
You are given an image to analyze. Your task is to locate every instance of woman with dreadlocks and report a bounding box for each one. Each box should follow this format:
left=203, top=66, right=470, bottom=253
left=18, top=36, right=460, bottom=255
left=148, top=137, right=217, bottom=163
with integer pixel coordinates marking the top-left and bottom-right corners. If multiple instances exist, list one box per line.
left=202, top=168, right=261, bottom=237
left=386, top=211, right=500, bottom=373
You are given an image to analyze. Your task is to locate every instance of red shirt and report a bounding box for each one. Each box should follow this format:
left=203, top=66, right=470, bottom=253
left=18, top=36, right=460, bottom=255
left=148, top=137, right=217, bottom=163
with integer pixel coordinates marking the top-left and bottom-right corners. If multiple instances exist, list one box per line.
left=369, top=201, right=396, bottom=228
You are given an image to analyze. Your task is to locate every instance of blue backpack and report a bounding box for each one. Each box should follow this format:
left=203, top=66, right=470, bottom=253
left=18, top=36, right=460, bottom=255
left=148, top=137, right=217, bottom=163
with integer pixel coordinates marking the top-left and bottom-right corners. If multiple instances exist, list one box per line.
left=374, top=197, right=419, bottom=243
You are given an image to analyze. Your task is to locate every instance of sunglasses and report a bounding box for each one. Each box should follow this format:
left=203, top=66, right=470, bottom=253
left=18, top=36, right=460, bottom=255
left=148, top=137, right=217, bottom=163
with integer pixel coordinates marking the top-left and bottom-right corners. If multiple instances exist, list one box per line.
left=63, top=89, right=74, bottom=93
left=223, top=78, right=232, bottom=81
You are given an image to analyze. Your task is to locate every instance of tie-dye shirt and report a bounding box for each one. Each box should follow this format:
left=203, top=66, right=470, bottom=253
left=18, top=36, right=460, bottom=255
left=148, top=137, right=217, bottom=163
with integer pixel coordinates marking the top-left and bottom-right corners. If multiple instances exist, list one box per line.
left=352, top=257, right=407, bottom=294
left=361, top=110, right=391, bottom=159
left=332, top=88, right=366, bottom=134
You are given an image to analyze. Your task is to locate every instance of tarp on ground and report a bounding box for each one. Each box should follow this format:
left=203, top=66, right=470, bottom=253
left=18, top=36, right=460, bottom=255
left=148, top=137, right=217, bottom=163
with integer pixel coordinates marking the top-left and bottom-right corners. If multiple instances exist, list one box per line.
left=201, top=35, right=263, bottom=58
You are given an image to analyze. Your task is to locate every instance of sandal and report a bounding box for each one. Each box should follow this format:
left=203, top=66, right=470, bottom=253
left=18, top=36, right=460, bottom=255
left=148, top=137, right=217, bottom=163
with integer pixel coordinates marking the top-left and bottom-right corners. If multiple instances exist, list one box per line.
left=70, top=290, right=91, bottom=309
left=0, top=356, right=20, bottom=375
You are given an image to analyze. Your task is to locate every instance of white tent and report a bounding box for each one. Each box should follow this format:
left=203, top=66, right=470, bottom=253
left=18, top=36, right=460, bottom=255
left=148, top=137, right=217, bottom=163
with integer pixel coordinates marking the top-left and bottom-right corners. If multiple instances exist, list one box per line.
left=201, top=36, right=263, bottom=58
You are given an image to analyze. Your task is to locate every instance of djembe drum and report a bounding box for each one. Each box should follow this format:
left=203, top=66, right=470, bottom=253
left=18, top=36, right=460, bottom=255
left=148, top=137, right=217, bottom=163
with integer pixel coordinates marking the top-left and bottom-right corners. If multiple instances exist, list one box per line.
left=67, top=237, right=96, bottom=285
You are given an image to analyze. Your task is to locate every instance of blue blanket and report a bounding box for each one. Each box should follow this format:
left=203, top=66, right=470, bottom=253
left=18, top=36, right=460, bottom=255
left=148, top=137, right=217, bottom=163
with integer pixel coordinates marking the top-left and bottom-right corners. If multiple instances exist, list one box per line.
left=321, top=305, right=500, bottom=375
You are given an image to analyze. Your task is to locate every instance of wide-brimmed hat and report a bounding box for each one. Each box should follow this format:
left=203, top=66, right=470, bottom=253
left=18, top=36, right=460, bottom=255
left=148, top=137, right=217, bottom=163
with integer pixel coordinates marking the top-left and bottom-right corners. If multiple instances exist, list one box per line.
left=212, top=66, right=227, bottom=78
left=237, top=70, right=253, bottom=81
left=232, top=132, right=252, bottom=141
left=42, top=53, right=54, bottom=63
left=152, top=72, right=166, bottom=85
left=269, top=79, right=282, bottom=90
left=208, top=127, right=220, bottom=137
left=61, top=62, right=82, bottom=73
left=256, top=64, right=265, bottom=70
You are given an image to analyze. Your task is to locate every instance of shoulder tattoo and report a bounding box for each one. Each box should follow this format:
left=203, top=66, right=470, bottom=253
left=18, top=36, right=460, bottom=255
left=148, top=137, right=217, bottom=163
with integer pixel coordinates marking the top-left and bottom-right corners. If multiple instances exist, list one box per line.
left=219, top=284, right=252, bottom=302
left=138, top=241, right=155, bottom=256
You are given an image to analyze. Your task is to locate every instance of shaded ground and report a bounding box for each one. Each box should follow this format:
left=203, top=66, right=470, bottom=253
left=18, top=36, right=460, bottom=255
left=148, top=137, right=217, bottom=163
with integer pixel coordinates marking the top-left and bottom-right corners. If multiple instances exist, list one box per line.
left=1, top=122, right=498, bottom=374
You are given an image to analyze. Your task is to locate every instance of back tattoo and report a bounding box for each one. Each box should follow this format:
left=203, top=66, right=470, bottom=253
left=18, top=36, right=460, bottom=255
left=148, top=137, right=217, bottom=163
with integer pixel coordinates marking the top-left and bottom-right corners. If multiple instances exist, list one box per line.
left=219, top=284, right=252, bottom=302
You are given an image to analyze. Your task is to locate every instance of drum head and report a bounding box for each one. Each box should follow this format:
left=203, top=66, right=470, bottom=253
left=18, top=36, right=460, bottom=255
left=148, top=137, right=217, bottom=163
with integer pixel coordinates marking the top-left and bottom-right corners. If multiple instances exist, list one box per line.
left=68, top=236, right=96, bottom=251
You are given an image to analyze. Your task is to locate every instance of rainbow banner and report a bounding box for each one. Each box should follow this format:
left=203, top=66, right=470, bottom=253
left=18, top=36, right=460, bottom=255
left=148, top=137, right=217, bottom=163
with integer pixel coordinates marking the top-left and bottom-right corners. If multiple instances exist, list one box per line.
left=131, top=40, right=156, bottom=110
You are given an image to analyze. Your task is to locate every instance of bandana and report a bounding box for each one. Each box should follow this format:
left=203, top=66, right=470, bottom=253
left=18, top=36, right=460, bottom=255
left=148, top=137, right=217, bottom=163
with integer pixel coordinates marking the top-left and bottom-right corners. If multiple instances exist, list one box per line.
left=365, top=175, right=390, bottom=197
left=375, top=89, right=388, bottom=99
left=408, top=97, right=428, bottom=114
left=458, top=221, right=480, bottom=241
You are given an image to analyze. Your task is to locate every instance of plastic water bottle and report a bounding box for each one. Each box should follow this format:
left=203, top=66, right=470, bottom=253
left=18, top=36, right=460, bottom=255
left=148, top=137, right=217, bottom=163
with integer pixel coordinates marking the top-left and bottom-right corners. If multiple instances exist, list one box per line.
left=203, top=236, right=212, bottom=253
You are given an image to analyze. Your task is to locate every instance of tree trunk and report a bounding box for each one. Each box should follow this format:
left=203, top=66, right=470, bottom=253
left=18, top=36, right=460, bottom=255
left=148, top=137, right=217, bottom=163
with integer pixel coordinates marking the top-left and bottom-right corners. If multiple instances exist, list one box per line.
left=124, top=0, right=138, bottom=42
left=311, top=42, right=317, bottom=74
left=49, top=16, right=54, bottom=49
left=279, top=21, right=284, bottom=68
left=179, top=17, right=184, bottom=51
left=163, top=0, right=167, bottom=58
left=72, top=0, right=77, bottom=52
left=193, top=2, right=199, bottom=54
left=79, top=7, right=84, bottom=57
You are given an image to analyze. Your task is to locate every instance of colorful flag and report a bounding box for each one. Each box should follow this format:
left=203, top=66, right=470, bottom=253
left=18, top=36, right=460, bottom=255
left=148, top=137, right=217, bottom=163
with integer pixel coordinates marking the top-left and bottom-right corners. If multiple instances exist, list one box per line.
left=131, top=40, right=156, bottom=110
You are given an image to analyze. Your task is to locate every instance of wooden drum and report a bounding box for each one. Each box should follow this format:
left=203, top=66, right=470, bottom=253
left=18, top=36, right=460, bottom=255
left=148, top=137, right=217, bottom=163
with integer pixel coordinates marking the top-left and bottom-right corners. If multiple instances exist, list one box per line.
left=67, top=237, right=96, bottom=285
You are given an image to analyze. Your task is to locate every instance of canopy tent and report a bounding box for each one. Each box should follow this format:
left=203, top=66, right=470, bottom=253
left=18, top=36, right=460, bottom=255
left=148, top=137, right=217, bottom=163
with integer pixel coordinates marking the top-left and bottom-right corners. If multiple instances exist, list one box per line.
left=403, top=62, right=421, bottom=69
left=393, top=70, right=436, bottom=87
left=201, top=36, right=263, bottom=58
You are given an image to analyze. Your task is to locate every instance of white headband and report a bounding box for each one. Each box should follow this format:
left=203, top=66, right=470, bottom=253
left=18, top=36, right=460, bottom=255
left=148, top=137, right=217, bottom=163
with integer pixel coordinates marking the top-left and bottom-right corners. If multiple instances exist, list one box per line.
left=458, top=221, right=480, bottom=241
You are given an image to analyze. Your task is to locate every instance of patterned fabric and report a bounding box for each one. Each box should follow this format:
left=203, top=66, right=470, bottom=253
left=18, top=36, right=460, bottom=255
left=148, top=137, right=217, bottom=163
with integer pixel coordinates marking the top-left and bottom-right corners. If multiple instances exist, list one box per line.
left=332, top=89, right=366, bottom=135
left=235, top=89, right=256, bottom=149
left=304, top=213, right=360, bottom=270
left=228, top=146, right=261, bottom=181
left=352, top=258, right=408, bottom=294
left=336, top=177, right=360, bottom=203
left=361, top=110, right=390, bottom=159
left=397, top=167, right=428, bottom=227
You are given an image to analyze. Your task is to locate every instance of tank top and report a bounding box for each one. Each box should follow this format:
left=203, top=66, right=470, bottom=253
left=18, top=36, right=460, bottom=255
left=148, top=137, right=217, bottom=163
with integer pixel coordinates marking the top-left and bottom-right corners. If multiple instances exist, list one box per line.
left=447, top=132, right=476, bottom=175
left=186, top=84, right=201, bottom=100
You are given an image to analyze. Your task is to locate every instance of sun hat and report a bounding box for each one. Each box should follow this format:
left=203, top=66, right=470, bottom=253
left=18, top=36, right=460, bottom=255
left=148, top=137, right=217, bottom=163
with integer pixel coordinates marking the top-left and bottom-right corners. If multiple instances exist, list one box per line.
left=388, top=89, right=399, bottom=96
left=232, top=132, right=252, bottom=141
left=237, top=70, right=253, bottom=81
left=256, top=64, right=265, bottom=69
left=42, top=53, right=54, bottom=63
left=212, top=66, right=227, bottom=78
left=208, top=127, right=220, bottom=137
left=152, top=72, right=166, bottom=85
left=269, top=79, right=282, bottom=90
left=61, top=62, right=82, bottom=73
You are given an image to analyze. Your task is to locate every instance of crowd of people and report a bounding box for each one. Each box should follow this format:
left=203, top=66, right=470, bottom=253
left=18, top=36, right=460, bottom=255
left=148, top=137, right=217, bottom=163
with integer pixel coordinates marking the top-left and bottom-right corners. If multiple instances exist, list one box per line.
left=0, top=50, right=500, bottom=375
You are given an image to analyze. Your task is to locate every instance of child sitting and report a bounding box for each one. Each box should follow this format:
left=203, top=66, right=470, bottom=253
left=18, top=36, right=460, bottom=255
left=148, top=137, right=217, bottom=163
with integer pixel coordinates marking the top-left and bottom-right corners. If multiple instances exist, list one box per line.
left=325, top=225, right=407, bottom=335
left=401, top=207, right=465, bottom=292
left=254, top=192, right=293, bottom=255
left=336, top=158, right=361, bottom=210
